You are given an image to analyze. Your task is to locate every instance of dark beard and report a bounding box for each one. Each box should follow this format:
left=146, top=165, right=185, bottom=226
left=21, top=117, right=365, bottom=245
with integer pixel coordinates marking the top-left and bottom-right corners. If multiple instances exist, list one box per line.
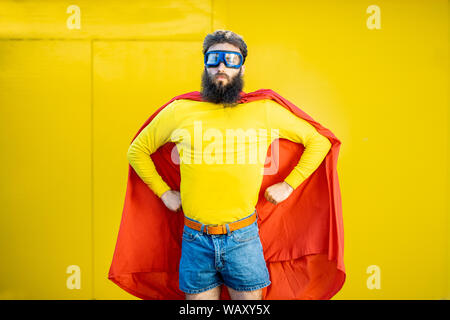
left=200, top=67, right=244, bottom=107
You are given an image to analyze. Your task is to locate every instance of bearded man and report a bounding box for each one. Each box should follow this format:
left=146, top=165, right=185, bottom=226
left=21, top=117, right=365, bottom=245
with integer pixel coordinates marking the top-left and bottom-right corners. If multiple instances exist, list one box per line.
left=109, top=30, right=345, bottom=301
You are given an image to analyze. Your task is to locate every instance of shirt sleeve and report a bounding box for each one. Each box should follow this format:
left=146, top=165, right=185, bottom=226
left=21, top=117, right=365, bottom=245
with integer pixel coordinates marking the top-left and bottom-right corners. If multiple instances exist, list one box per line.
left=266, top=100, right=332, bottom=190
left=127, top=100, right=181, bottom=197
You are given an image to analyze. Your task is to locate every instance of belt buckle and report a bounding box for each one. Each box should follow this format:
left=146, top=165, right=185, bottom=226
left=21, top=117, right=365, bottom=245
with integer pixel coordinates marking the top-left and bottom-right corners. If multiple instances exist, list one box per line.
left=205, top=224, right=218, bottom=235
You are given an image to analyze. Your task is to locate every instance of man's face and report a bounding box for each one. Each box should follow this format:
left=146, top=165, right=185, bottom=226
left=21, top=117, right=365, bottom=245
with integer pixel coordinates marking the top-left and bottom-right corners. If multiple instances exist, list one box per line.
left=200, top=42, right=246, bottom=106
left=206, top=43, right=245, bottom=86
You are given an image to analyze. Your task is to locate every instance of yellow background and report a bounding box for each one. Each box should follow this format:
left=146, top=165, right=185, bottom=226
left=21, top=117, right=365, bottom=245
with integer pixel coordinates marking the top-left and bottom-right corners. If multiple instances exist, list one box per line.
left=0, top=0, right=448, bottom=299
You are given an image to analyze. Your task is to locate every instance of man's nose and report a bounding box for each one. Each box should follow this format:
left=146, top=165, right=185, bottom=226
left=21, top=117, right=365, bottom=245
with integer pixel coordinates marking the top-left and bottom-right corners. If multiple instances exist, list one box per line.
left=217, top=61, right=227, bottom=72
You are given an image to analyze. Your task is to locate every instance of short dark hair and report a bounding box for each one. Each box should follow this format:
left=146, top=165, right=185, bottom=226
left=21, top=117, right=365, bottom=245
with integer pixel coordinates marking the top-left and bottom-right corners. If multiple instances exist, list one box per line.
left=202, top=30, right=248, bottom=64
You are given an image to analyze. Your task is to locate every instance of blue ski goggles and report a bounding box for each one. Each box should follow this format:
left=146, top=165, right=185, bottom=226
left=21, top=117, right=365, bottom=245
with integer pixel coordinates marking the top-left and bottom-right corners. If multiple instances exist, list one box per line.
left=204, top=50, right=244, bottom=69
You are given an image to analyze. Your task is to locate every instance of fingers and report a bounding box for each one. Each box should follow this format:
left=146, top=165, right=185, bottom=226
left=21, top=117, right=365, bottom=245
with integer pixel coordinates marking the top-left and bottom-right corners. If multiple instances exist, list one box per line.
left=162, top=191, right=182, bottom=212
left=169, top=202, right=178, bottom=212
left=264, top=189, right=278, bottom=205
left=172, top=199, right=182, bottom=212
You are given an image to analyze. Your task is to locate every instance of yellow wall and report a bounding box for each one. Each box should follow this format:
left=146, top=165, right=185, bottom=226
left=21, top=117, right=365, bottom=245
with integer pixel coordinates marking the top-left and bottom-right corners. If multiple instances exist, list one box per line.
left=0, top=0, right=448, bottom=299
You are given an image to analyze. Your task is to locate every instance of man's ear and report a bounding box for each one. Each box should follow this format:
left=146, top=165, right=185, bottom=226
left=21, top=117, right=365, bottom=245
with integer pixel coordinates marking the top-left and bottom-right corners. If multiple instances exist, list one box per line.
left=241, top=65, right=245, bottom=75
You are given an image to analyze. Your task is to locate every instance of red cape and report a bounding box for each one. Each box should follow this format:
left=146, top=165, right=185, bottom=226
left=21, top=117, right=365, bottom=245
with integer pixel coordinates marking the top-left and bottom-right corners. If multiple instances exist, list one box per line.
left=108, top=89, right=345, bottom=300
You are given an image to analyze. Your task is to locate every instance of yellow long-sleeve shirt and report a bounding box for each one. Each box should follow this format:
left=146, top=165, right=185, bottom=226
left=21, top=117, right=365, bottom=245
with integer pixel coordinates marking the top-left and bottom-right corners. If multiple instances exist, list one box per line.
left=127, top=98, right=331, bottom=225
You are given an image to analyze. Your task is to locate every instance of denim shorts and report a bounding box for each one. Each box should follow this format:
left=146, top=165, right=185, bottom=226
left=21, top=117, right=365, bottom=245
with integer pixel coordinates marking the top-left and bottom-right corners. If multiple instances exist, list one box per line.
left=178, top=210, right=271, bottom=294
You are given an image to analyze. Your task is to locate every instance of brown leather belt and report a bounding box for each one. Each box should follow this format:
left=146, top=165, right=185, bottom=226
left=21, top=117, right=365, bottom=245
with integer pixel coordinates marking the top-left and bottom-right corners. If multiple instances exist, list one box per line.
left=184, top=211, right=257, bottom=235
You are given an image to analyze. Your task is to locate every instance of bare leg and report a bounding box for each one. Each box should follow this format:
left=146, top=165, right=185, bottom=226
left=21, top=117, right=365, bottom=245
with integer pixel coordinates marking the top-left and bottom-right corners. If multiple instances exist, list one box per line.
left=185, top=285, right=222, bottom=300
left=227, top=287, right=262, bottom=300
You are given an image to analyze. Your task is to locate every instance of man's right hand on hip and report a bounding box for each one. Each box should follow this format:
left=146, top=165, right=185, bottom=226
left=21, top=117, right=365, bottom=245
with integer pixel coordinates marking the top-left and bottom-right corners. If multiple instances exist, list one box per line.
left=160, top=190, right=182, bottom=212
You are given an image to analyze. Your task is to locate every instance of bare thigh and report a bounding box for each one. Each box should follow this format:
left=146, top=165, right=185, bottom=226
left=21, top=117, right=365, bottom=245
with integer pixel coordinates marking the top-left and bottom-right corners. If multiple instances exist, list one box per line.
left=185, top=285, right=222, bottom=300
left=227, top=287, right=262, bottom=300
